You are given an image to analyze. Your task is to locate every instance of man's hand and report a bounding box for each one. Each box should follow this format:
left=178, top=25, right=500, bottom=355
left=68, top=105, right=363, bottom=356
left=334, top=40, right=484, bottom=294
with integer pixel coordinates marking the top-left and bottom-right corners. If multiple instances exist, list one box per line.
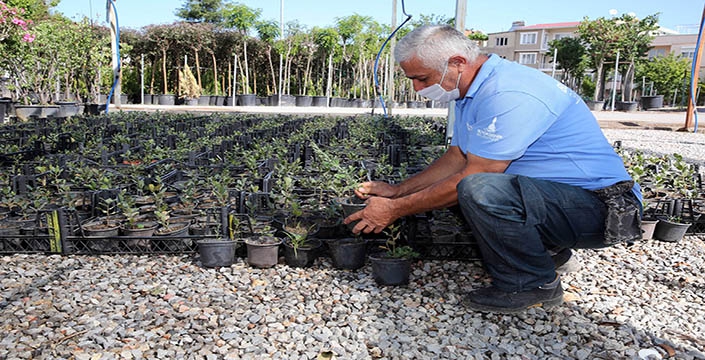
left=354, top=181, right=399, bottom=199
left=343, top=196, right=398, bottom=234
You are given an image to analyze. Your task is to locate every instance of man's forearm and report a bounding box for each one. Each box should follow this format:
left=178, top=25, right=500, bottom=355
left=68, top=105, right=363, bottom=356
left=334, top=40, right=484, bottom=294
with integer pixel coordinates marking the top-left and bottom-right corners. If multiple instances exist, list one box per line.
left=395, top=146, right=466, bottom=197
left=392, top=171, right=465, bottom=218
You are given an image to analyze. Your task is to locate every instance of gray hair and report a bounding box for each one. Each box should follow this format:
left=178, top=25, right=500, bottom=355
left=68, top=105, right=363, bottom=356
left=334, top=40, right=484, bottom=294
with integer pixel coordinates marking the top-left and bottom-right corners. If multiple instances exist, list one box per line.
left=394, top=25, right=481, bottom=72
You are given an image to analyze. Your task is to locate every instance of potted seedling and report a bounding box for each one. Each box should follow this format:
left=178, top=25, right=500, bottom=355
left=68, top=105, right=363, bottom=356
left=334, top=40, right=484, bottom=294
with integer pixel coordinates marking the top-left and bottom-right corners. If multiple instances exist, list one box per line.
left=82, top=196, right=120, bottom=252
left=281, top=220, right=321, bottom=268
left=152, top=182, right=190, bottom=251
left=369, top=224, right=419, bottom=285
left=117, top=191, right=157, bottom=248
left=197, top=213, right=241, bottom=268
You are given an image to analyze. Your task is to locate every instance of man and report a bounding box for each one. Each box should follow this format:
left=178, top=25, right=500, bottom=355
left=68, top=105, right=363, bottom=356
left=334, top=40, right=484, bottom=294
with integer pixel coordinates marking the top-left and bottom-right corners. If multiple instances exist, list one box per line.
left=343, top=25, right=641, bottom=313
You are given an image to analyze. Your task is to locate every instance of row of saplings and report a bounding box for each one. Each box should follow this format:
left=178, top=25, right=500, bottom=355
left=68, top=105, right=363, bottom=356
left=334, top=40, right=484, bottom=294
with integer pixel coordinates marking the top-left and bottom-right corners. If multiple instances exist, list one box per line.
left=198, top=196, right=419, bottom=286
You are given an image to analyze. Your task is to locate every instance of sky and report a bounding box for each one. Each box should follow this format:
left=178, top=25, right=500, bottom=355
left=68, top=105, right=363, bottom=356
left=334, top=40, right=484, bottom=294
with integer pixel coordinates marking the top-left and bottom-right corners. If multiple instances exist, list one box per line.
left=55, top=0, right=701, bottom=34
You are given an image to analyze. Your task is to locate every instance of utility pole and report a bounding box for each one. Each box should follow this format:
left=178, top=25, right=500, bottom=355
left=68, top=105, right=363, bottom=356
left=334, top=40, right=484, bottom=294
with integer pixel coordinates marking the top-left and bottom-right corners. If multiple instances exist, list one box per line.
left=684, top=4, right=705, bottom=130
left=278, top=0, right=284, bottom=107
left=107, top=0, right=120, bottom=107
left=387, top=0, right=397, bottom=116
left=446, top=0, right=467, bottom=143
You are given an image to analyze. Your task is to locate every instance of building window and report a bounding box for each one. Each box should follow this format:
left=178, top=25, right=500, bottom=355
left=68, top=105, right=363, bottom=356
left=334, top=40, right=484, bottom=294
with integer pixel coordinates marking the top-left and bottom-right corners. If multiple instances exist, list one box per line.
left=554, top=33, right=571, bottom=41
left=495, top=37, right=508, bottom=46
left=648, top=49, right=666, bottom=59
left=681, top=47, right=695, bottom=59
left=520, top=32, right=537, bottom=45
left=519, top=53, right=537, bottom=64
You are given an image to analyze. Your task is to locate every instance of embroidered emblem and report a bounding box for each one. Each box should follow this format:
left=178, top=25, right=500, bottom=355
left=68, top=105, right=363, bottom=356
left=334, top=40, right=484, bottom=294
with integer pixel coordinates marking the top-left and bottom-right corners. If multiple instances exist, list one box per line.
left=477, top=117, right=503, bottom=142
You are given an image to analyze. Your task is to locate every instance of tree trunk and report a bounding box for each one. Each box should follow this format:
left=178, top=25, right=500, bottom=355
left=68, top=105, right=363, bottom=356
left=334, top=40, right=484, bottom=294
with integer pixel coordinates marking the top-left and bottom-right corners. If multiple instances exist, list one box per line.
left=211, top=52, right=218, bottom=96
left=267, top=47, right=276, bottom=94
left=161, top=49, right=168, bottom=94
left=150, top=56, right=156, bottom=95
left=622, top=61, right=635, bottom=102
left=195, top=50, right=202, bottom=89
left=304, top=55, right=312, bottom=96
left=243, top=40, right=250, bottom=94
left=227, top=61, right=231, bottom=96
left=326, top=52, right=333, bottom=99
left=593, top=61, right=604, bottom=101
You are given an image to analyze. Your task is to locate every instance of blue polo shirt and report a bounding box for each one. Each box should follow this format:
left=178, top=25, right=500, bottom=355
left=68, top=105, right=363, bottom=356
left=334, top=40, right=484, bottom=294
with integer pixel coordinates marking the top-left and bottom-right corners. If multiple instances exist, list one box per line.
left=451, top=54, right=640, bottom=199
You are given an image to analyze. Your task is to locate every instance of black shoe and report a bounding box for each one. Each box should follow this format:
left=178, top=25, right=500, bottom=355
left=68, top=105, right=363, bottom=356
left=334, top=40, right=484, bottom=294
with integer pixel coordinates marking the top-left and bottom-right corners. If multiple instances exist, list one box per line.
left=551, top=248, right=581, bottom=274
left=463, top=276, right=564, bottom=314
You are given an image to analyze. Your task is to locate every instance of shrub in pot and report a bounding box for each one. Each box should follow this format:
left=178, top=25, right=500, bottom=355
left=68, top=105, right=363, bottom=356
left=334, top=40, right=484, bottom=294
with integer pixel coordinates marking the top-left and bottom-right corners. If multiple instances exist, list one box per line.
left=369, top=224, right=419, bottom=286
left=281, top=221, right=321, bottom=268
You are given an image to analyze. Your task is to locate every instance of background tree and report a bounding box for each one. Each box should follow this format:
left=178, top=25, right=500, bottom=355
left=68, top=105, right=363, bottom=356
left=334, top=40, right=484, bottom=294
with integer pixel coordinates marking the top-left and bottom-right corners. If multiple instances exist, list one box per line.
left=635, top=53, right=691, bottom=100
left=335, top=14, right=371, bottom=98
left=223, top=3, right=261, bottom=94
left=176, top=0, right=227, bottom=24
left=577, top=16, right=621, bottom=101
left=547, top=37, right=587, bottom=91
left=255, top=19, right=280, bottom=95
left=6, top=0, right=57, bottom=21
left=577, top=13, right=659, bottom=102
left=467, top=31, right=488, bottom=41
left=613, top=13, right=659, bottom=102
left=312, top=26, right=338, bottom=99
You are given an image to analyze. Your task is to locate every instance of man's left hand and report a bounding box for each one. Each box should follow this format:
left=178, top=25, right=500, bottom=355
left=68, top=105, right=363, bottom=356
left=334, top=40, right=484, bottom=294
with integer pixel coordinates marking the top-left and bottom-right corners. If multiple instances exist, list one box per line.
left=343, top=196, right=397, bottom=234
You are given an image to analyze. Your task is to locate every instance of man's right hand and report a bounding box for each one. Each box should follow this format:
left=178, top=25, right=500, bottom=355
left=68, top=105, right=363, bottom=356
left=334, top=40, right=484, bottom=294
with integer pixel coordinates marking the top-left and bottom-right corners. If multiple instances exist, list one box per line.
left=354, top=181, right=400, bottom=199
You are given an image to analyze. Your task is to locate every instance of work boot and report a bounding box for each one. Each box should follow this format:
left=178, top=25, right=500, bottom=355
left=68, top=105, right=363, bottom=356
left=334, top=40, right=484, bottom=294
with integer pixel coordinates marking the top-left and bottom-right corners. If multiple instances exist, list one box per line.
left=463, top=276, right=564, bottom=314
left=551, top=248, right=581, bottom=274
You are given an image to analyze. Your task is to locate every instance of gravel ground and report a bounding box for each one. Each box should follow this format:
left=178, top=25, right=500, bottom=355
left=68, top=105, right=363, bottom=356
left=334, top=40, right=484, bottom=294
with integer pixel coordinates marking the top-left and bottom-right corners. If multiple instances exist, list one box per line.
left=1, top=128, right=705, bottom=360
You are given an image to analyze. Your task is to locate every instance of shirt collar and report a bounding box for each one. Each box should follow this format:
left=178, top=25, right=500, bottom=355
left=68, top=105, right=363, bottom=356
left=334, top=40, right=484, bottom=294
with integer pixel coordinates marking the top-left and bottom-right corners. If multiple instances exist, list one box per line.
left=463, top=53, right=501, bottom=100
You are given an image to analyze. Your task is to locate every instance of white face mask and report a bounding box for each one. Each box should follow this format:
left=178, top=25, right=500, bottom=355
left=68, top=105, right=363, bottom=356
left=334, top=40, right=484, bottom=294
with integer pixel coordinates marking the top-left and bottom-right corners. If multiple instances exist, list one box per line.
left=416, top=62, right=461, bottom=102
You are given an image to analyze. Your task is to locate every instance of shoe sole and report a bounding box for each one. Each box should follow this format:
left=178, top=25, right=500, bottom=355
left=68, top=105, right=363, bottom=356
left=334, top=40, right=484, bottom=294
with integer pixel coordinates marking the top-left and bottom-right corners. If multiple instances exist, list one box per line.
left=463, top=295, right=564, bottom=314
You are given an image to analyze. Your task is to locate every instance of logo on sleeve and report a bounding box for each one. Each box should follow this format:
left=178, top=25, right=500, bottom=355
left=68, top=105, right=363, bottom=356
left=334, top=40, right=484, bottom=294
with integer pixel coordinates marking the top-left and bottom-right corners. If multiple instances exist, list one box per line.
left=477, top=117, right=503, bottom=142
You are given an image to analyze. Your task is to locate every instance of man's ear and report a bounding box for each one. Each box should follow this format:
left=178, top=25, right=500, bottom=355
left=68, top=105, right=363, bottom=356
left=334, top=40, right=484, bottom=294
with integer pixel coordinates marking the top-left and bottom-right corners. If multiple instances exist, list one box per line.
left=449, top=55, right=468, bottom=72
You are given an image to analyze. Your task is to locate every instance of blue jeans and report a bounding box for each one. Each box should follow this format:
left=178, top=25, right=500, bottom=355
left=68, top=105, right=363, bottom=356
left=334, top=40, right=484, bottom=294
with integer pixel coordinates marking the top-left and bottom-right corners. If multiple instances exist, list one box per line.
left=457, top=173, right=609, bottom=292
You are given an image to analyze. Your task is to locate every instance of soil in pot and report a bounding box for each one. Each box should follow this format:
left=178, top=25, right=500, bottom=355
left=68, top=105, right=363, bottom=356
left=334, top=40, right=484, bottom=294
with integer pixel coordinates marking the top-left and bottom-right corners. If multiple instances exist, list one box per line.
left=327, top=237, right=367, bottom=270
left=282, top=238, right=322, bottom=268
left=154, top=222, right=192, bottom=251
left=82, top=220, right=120, bottom=252
left=370, top=252, right=412, bottom=286
left=120, top=221, right=158, bottom=249
left=245, top=236, right=282, bottom=268
left=198, top=239, right=237, bottom=267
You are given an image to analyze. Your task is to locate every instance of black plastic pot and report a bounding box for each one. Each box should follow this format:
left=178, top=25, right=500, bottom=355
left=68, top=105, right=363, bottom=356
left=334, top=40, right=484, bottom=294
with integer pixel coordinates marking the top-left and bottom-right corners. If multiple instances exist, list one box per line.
left=282, top=238, right=321, bottom=268
left=339, top=196, right=367, bottom=231
left=653, top=218, right=690, bottom=242
left=198, top=239, right=237, bottom=267
left=615, top=101, right=638, bottom=112
left=198, top=95, right=211, bottom=106
left=238, top=94, right=257, bottom=106
left=328, top=237, right=367, bottom=270
left=295, top=95, right=312, bottom=107
left=370, top=253, right=411, bottom=286
left=269, top=94, right=295, bottom=106
left=585, top=100, right=604, bottom=111
left=158, top=94, right=176, bottom=106
left=312, top=96, right=328, bottom=107
left=641, top=95, right=664, bottom=110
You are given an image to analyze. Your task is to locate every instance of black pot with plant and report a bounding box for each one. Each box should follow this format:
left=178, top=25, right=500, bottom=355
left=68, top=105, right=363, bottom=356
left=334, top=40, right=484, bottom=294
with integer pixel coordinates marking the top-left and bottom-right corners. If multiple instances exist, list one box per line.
left=369, top=224, right=419, bottom=286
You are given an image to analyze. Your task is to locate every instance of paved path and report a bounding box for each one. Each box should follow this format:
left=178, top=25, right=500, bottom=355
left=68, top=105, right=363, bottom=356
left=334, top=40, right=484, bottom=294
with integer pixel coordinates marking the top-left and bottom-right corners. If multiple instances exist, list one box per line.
left=113, top=104, right=704, bottom=132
